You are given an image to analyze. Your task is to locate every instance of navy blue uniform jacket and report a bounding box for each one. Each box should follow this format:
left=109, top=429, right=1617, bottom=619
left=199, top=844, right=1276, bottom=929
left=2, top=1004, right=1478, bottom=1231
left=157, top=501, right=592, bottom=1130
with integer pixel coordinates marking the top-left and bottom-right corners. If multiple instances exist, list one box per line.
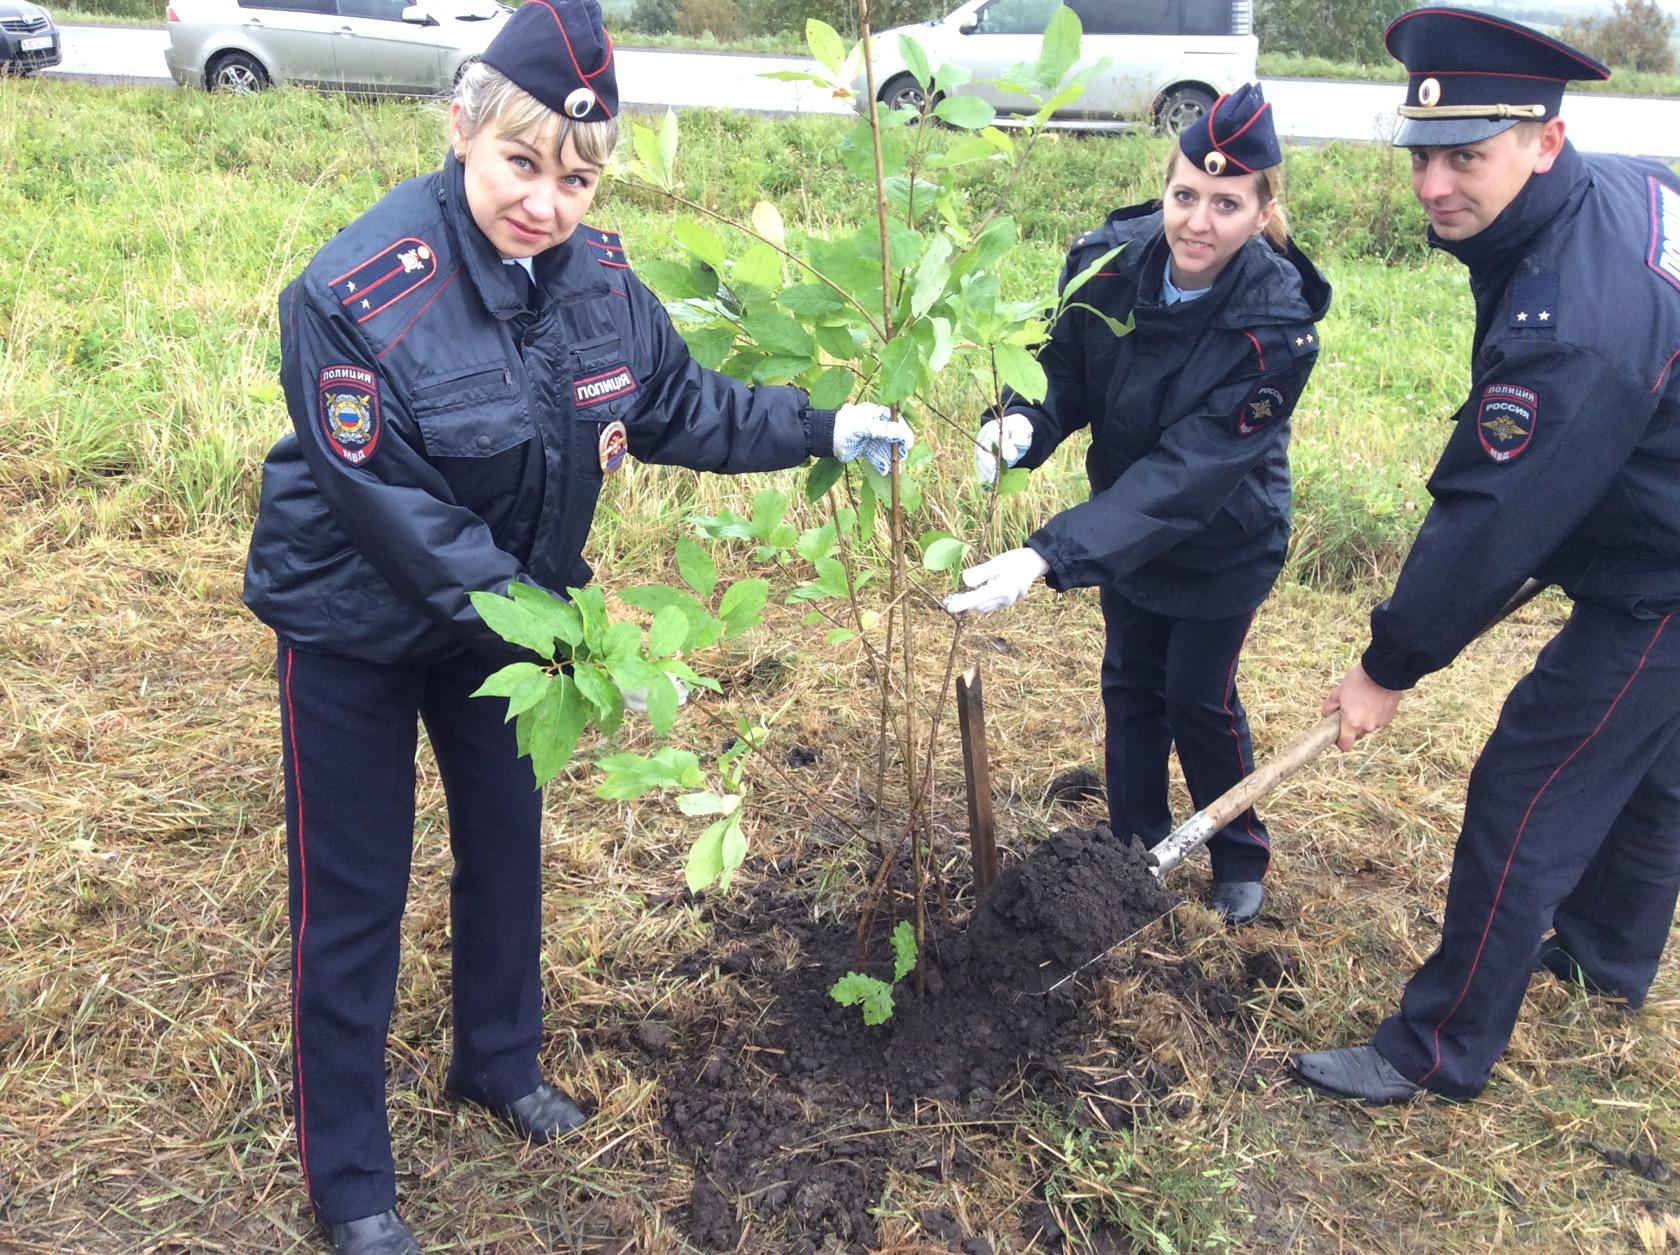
left=1007, top=204, right=1332, bottom=618
left=1363, top=143, right=1680, bottom=690
left=245, top=153, right=834, bottom=666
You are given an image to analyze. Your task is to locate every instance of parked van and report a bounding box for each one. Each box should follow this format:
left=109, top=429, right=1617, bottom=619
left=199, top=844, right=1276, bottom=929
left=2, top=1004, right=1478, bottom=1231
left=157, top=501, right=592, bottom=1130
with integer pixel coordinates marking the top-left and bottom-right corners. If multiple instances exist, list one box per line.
left=856, top=0, right=1257, bottom=134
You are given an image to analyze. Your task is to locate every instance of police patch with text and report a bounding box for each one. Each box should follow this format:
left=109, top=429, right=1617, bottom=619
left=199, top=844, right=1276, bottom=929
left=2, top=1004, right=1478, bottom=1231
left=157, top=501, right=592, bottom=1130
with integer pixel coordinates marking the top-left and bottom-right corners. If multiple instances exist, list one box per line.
left=1477, top=382, right=1537, bottom=463
left=1235, top=381, right=1289, bottom=436
left=318, top=364, right=381, bottom=465
left=1649, top=176, right=1680, bottom=293
left=574, top=364, right=637, bottom=410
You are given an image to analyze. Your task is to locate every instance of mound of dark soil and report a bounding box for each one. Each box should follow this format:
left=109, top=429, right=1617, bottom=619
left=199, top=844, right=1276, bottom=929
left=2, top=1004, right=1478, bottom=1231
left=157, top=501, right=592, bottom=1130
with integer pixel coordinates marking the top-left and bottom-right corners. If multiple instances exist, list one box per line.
left=624, top=827, right=1238, bottom=1252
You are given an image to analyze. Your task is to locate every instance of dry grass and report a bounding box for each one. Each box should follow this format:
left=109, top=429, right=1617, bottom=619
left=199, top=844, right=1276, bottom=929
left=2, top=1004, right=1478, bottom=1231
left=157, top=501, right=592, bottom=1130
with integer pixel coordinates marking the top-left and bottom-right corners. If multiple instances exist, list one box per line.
left=3, top=489, right=1678, bottom=1254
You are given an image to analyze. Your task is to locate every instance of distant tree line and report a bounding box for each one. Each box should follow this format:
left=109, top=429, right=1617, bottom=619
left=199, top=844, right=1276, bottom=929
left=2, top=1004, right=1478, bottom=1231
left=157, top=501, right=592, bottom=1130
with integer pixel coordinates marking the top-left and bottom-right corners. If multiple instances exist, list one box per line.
left=1560, top=0, right=1675, bottom=73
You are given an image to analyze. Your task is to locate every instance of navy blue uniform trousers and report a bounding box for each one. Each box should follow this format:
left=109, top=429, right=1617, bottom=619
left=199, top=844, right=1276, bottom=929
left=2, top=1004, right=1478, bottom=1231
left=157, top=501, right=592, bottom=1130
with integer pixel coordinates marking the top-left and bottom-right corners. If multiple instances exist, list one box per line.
left=1100, top=589, right=1272, bottom=883
left=1375, top=602, right=1680, bottom=1099
left=277, top=641, right=544, bottom=1222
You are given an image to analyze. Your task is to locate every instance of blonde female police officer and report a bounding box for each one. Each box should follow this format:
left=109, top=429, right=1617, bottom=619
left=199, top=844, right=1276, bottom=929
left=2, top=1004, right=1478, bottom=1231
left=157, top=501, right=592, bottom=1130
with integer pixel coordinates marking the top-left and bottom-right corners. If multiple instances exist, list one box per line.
left=242, top=3, right=910, bottom=1248
left=946, top=86, right=1330, bottom=926
left=1294, top=8, right=1680, bottom=1106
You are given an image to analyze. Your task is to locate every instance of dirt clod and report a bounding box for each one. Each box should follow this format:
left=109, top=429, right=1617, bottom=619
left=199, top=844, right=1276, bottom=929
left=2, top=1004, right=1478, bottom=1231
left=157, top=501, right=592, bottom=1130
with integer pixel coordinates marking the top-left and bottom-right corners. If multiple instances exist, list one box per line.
left=1042, top=765, right=1105, bottom=808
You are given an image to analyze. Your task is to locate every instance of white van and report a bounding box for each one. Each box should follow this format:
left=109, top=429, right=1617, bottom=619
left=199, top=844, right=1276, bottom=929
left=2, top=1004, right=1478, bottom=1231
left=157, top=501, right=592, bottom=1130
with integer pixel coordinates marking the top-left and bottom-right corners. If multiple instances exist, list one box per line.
left=856, top=0, right=1257, bottom=134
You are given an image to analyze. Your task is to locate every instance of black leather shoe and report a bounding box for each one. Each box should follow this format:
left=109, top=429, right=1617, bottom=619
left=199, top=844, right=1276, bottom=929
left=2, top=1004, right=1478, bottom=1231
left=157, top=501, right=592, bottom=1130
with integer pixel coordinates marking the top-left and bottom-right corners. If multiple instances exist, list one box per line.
left=1209, top=880, right=1264, bottom=925
left=457, top=1082, right=588, bottom=1145
left=1291, top=1045, right=1424, bottom=1105
left=1535, top=938, right=1639, bottom=1011
left=319, top=1209, right=421, bottom=1255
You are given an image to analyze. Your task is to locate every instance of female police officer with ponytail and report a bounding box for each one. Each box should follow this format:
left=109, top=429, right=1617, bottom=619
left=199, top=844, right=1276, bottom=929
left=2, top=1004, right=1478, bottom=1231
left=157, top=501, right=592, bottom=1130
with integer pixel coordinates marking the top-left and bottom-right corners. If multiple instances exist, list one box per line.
left=242, top=3, right=910, bottom=1247
left=946, top=86, right=1329, bottom=927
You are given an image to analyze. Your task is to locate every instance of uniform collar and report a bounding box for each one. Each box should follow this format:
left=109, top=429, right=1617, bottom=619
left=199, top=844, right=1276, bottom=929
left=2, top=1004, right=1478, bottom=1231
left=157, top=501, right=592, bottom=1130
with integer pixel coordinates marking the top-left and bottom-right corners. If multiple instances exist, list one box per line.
left=440, top=150, right=541, bottom=320
left=1429, top=140, right=1587, bottom=276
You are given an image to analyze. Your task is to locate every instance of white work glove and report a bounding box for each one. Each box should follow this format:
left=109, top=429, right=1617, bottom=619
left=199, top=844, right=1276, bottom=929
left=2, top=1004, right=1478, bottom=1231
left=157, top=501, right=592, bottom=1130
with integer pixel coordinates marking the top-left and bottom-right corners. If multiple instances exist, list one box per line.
left=621, top=677, right=690, bottom=713
left=832, top=403, right=915, bottom=474
left=943, top=547, right=1050, bottom=615
left=973, top=413, right=1034, bottom=484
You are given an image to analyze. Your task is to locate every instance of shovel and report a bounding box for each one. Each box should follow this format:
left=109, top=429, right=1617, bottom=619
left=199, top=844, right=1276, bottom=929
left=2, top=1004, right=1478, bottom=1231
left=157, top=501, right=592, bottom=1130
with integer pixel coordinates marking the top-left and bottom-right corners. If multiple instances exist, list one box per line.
left=1148, top=577, right=1547, bottom=880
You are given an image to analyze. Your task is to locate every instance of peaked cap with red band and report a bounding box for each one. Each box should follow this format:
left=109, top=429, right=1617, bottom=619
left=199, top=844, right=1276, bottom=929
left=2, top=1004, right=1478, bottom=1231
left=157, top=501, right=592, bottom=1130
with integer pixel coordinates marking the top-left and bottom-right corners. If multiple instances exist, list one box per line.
left=1177, top=82, right=1281, bottom=178
left=1384, top=6, right=1608, bottom=147
left=482, top=0, right=617, bottom=124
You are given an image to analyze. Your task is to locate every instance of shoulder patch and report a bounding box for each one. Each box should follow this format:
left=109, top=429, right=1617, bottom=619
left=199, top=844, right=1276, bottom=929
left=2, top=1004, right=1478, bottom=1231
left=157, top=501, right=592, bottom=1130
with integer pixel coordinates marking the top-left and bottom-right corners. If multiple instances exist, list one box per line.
left=318, top=365, right=381, bottom=465
left=580, top=223, right=628, bottom=269
left=1649, top=176, right=1680, bottom=293
left=327, top=237, right=437, bottom=324
left=1477, top=382, right=1537, bottom=463
left=1508, top=273, right=1560, bottom=329
left=1236, top=378, right=1292, bottom=436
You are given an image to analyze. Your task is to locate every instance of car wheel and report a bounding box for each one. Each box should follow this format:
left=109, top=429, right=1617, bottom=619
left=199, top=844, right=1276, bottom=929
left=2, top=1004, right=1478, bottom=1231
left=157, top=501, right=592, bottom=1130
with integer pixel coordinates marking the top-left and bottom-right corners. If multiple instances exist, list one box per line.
left=209, top=51, right=269, bottom=94
left=879, top=72, right=930, bottom=116
left=1156, top=85, right=1215, bottom=137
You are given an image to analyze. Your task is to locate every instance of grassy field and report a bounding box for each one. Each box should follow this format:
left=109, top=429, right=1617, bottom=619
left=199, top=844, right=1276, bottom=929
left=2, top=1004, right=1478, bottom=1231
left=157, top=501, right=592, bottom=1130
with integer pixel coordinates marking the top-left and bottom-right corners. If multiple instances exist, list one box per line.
left=4, top=79, right=1680, bottom=1253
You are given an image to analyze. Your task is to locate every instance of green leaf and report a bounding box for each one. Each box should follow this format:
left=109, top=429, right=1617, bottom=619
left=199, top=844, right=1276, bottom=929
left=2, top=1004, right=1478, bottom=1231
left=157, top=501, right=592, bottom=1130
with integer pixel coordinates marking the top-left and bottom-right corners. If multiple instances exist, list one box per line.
left=570, top=584, right=609, bottom=649
left=1035, top=3, right=1081, bottom=90
left=829, top=972, right=895, bottom=1025
left=1059, top=242, right=1125, bottom=307
left=507, top=582, right=584, bottom=648
left=676, top=535, right=717, bottom=599
left=814, top=322, right=862, bottom=361
left=890, top=919, right=918, bottom=982
left=644, top=674, right=679, bottom=735
left=874, top=335, right=922, bottom=406
left=606, top=656, right=661, bottom=696
left=897, top=32, right=932, bottom=90
left=648, top=605, right=689, bottom=657
left=995, top=341, right=1048, bottom=404
left=909, top=233, right=954, bottom=321
left=926, top=316, right=955, bottom=373
left=678, top=791, right=739, bottom=817
left=718, top=578, right=770, bottom=637
left=719, top=812, right=747, bottom=887
left=1065, top=301, right=1134, bottom=340
left=804, top=456, right=844, bottom=504
left=752, top=356, right=811, bottom=386
left=680, top=322, right=736, bottom=370
left=566, top=662, right=613, bottom=720
left=730, top=242, right=782, bottom=298
left=657, top=106, right=678, bottom=182
left=750, top=489, right=789, bottom=541
left=996, top=466, right=1031, bottom=497
left=685, top=817, right=727, bottom=892
left=673, top=217, right=726, bottom=270
left=805, top=17, right=845, bottom=75
left=528, top=674, right=587, bottom=786
left=473, top=661, right=552, bottom=721
left=777, top=284, right=844, bottom=316
left=808, top=367, right=853, bottom=411
left=920, top=533, right=967, bottom=572
left=468, top=590, right=555, bottom=661
left=933, top=94, right=996, bottom=129
left=740, top=309, right=814, bottom=359
left=638, top=260, right=704, bottom=302
left=824, top=628, right=855, bottom=644
left=796, top=518, right=838, bottom=562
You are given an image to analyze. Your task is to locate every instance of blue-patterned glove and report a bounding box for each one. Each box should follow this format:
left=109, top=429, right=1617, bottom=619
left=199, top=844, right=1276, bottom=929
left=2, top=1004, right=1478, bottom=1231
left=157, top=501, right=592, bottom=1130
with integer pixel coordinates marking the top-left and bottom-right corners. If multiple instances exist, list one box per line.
left=833, top=403, right=915, bottom=474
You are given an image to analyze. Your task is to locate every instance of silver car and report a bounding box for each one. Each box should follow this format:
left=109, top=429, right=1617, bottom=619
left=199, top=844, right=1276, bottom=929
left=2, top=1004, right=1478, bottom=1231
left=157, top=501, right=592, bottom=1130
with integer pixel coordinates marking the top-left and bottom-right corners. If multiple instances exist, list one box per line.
left=165, top=0, right=508, bottom=94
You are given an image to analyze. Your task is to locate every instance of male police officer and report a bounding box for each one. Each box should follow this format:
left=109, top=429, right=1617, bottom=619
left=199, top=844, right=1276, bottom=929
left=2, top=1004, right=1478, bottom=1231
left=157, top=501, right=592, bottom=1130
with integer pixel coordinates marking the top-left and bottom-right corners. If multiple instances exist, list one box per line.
left=1292, top=7, right=1680, bottom=1104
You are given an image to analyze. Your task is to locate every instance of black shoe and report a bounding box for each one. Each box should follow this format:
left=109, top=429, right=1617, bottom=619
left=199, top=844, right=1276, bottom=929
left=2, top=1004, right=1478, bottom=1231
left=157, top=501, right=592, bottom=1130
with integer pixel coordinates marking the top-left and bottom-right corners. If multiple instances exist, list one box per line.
left=1290, top=1045, right=1425, bottom=1105
left=320, top=1209, right=421, bottom=1255
left=1535, top=938, right=1640, bottom=1012
left=456, top=1082, right=588, bottom=1145
left=1209, top=880, right=1263, bottom=926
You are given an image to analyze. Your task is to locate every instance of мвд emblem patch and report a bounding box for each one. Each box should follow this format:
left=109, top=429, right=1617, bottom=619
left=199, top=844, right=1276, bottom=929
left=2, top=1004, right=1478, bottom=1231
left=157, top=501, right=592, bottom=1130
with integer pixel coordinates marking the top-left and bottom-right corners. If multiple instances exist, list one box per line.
left=1236, top=382, right=1288, bottom=436
left=318, top=365, right=381, bottom=465
left=1477, top=382, right=1537, bottom=463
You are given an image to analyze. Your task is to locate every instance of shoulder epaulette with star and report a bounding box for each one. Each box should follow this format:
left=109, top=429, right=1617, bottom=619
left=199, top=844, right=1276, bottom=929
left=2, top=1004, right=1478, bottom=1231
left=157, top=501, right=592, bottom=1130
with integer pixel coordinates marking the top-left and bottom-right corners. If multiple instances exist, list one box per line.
left=1508, top=272, right=1560, bottom=330
left=1245, top=323, right=1319, bottom=372
left=325, top=235, right=439, bottom=325
left=580, top=224, right=628, bottom=270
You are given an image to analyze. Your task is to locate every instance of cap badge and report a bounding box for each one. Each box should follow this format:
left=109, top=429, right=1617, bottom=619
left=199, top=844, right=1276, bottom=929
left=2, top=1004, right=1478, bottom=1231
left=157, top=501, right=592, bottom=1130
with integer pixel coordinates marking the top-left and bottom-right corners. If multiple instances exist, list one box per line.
left=564, top=86, right=597, bottom=119
left=1418, top=77, right=1442, bottom=107
left=1202, top=150, right=1227, bottom=176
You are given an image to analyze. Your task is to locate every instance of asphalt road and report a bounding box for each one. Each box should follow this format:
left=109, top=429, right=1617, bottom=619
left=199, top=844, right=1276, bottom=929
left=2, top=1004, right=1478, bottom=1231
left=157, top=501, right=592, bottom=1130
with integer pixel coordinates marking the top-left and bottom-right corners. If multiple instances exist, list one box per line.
left=44, top=24, right=1680, bottom=159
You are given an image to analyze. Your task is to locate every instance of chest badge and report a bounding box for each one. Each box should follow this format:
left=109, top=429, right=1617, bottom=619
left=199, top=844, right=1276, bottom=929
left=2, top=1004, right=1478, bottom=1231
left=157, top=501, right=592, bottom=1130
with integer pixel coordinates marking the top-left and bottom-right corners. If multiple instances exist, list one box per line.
left=598, top=420, right=628, bottom=473
left=1477, top=382, right=1537, bottom=463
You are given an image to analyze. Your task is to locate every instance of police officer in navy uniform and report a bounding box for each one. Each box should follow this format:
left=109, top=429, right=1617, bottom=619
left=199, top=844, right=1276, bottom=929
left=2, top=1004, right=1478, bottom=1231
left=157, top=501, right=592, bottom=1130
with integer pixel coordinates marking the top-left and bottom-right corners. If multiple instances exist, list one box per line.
left=1293, top=8, right=1680, bottom=1105
left=243, top=1, right=911, bottom=1247
left=946, top=86, right=1331, bottom=925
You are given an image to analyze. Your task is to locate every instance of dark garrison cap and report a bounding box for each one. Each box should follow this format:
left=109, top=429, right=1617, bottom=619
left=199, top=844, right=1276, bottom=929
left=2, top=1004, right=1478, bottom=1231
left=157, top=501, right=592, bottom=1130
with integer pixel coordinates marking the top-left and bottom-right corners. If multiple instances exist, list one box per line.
left=1178, top=82, right=1282, bottom=177
left=1384, top=6, right=1608, bottom=147
left=482, top=0, right=617, bottom=124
